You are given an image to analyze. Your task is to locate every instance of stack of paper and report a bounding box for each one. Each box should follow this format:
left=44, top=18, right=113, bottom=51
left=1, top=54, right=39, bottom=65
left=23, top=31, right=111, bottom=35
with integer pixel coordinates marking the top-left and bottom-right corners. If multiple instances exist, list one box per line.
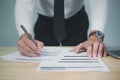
left=0, top=47, right=72, bottom=62
left=37, top=51, right=109, bottom=72
left=0, top=47, right=109, bottom=72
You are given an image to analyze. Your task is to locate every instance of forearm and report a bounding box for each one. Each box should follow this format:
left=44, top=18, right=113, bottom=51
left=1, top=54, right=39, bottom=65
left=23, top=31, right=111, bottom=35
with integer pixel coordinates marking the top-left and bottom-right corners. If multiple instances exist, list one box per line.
left=15, top=0, right=35, bottom=36
left=90, top=0, right=108, bottom=33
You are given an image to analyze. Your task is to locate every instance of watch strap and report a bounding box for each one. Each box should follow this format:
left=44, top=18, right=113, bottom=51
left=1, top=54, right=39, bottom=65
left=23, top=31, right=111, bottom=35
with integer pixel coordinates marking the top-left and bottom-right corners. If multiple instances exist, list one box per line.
left=89, top=31, right=104, bottom=41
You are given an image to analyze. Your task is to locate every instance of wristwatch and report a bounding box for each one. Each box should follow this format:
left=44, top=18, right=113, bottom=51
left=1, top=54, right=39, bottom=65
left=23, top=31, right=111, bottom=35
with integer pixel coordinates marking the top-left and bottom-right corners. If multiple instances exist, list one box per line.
left=89, top=31, right=104, bottom=41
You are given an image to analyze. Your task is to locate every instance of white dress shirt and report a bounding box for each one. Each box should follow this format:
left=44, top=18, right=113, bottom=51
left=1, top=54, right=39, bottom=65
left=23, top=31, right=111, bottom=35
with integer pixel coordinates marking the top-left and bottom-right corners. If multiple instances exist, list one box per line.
left=15, top=0, right=108, bottom=36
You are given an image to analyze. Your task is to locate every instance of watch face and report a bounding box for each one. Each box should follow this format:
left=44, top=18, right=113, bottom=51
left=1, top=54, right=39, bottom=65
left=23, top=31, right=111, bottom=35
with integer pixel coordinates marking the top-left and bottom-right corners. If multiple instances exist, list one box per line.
left=96, top=31, right=104, bottom=40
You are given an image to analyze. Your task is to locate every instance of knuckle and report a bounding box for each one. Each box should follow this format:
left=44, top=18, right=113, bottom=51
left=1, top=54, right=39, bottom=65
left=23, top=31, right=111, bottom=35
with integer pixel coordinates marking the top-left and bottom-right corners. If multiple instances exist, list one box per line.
left=80, top=43, right=83, bottom=45
left=95, top=41, right=100, bottom=45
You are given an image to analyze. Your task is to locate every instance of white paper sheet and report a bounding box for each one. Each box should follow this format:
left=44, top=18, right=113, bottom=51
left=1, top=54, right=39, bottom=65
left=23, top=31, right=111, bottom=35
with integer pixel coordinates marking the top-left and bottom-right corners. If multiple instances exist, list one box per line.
left=37, top=51, right=109, bottom=72
left=0, top=47, right=72, bottom=62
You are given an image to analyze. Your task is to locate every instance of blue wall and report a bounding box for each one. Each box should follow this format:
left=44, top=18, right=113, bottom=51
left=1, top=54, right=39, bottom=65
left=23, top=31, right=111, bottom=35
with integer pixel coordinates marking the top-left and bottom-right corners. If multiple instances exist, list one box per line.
left=0, top=0, right=120, bottom=47
left=0, top=0, right=18, bottom=46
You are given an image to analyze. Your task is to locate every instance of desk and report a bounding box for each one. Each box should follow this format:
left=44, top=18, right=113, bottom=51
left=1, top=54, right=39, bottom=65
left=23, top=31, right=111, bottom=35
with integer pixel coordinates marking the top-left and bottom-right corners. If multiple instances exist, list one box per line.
left=0, top=47, right=120, bottom=80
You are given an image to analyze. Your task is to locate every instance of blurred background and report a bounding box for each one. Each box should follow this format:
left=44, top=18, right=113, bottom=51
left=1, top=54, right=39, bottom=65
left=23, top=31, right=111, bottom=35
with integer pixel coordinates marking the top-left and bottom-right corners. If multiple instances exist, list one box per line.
left=0, top=0, right=120, bottom=47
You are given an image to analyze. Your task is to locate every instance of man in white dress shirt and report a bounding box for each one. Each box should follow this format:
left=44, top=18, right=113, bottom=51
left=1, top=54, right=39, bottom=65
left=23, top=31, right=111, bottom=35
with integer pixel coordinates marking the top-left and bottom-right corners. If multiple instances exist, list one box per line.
left=15, top=0, right=108, bottom=57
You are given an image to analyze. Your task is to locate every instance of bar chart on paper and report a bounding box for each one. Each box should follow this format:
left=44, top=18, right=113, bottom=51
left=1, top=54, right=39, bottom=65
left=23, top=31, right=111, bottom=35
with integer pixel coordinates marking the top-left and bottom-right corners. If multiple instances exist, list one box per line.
left=37, top=51, right=109, bottom=72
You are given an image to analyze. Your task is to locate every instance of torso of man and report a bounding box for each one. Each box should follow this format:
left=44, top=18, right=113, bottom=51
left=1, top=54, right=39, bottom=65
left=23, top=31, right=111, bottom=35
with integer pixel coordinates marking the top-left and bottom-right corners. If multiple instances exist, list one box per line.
left=38, top=0, right=84, bottom=19
left=15, top=0, right=107, bottom=36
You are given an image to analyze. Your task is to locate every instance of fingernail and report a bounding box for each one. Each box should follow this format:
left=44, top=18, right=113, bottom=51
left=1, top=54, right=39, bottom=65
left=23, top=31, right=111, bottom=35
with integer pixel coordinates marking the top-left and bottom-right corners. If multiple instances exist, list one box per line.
left=74, top=49, right=78, bottom=53
left=88, top=54, right=91, bottom=58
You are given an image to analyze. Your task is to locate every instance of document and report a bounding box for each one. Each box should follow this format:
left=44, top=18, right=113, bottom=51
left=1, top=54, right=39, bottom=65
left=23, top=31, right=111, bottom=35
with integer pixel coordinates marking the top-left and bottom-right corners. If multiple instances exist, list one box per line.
left=0, top=47, right=72, bottom=62
left=37, top=51, right=109, bottom=72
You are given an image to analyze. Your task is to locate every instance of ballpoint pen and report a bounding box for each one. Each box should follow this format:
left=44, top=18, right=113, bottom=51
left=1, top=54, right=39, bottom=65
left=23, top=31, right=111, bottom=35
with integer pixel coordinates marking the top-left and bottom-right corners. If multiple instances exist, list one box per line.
left=20, top=25, right=59, bottom=54
left=20, top=25, right=41, bottom=55
left=20, top=25, right=37, bottom=46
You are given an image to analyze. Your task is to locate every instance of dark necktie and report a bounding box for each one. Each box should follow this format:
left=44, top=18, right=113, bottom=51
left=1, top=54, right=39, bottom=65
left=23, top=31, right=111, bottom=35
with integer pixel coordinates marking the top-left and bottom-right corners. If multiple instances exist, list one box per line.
left=54, top=0, right=66, bottom=44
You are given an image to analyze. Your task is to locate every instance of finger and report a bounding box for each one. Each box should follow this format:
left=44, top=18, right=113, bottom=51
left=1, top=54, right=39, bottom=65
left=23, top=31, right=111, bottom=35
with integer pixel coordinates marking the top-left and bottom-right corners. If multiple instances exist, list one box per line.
left=18, top=47, right=25, bottom=56
left=98, top=43, right=103, bottom=57
left=103, top=46, right=107, bottom=57
left=18, top=46, right=38, bottom=57
left=35, top=40, right=44, bottom=53
left=18, top=40, right=36, bottom=54
left=87, top=45, right=93, bottom=58
left=22, top=36, right=39, bottom=53
left=18, top=40, right=38, bottom=57
left=35, top=40, right=44, bottom=48
left=75, top=43, right=85, bottom=53
left=92, top=42, right=99, bottom=57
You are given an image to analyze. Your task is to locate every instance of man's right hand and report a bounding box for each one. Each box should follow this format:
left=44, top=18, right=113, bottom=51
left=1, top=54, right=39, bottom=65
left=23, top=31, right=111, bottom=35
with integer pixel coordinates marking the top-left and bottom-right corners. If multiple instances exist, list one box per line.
left=17, top=34, right=44, bottom=57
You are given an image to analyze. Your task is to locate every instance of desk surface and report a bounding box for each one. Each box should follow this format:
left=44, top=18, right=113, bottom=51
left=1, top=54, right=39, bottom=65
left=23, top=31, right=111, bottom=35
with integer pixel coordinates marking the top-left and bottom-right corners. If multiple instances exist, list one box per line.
left=0, top=47, right=120, bottom=80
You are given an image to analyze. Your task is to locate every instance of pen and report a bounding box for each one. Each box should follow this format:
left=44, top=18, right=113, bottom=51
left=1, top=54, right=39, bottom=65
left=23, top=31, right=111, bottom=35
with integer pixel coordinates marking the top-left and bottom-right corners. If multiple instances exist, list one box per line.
left=20, top=25, right=37, bottom=46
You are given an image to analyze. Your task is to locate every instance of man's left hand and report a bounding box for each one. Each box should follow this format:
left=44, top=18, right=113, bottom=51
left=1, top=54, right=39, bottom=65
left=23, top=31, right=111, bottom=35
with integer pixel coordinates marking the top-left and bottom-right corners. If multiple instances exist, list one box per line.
left=75, top=35, right=107, bottom=57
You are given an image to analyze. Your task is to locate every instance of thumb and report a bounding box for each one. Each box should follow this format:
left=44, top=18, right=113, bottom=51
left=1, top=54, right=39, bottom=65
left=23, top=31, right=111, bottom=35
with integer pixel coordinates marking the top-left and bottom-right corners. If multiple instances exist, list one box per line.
left=75, top=43, right=85, bottom=53
left=35, top=40, right=44, bottom=53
